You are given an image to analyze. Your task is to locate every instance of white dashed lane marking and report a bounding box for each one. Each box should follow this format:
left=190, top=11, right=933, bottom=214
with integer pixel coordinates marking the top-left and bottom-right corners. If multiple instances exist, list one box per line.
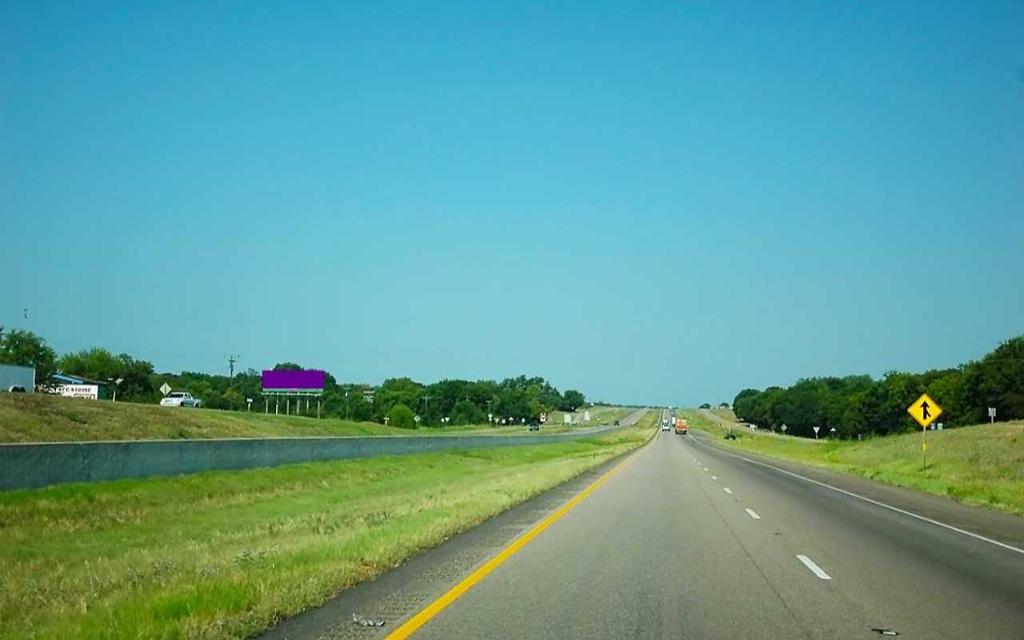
left=797, top=554, right=832, bottom=580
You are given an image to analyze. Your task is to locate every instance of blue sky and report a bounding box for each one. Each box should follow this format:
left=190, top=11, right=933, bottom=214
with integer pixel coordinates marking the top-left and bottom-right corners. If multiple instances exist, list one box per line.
left=2, top=1, right=1022, bottom=405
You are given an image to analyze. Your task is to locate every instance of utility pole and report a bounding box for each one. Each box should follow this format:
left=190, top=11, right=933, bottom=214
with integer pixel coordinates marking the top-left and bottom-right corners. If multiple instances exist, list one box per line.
left=225, top=355, right=241, bottom=412
left=421, top=395, right=432, bottom=424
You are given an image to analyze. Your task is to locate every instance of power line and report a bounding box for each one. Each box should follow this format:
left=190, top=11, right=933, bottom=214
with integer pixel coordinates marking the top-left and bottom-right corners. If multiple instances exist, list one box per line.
left=227, top=355, right=241, bottom=379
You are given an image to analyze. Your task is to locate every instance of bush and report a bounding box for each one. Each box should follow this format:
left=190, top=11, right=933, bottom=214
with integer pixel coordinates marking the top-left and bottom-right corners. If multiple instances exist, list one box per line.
left=387, top=403, right=416, bottom=429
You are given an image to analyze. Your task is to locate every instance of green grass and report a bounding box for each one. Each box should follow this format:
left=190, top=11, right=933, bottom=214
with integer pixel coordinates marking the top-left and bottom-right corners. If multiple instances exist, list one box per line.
left=0, top=394, right=614, bottom=443
left=681, top=409, right=1024, bottom=516
left=0, top=411, right=656, bottom=639
left=546, top=405, right=636, bottom=427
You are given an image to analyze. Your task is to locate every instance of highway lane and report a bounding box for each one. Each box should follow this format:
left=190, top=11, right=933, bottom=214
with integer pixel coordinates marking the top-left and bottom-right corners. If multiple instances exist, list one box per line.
left=397, top=426, right=1024, bottom=639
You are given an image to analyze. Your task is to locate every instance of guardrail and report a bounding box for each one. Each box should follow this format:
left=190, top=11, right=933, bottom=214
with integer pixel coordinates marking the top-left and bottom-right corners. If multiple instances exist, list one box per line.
left=0, top=410, right=649, bottom=491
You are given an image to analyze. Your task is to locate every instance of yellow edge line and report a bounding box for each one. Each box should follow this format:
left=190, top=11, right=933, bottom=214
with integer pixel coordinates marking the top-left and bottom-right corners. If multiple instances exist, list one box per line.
left=384, top=452, right=638, bottom=639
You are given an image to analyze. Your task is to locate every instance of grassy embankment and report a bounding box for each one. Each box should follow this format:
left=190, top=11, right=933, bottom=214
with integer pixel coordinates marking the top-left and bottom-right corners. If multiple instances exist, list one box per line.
left=546, top=404, right=636, bottom=426
left=0, top=393, right=599, bottom=443
left=681, top=408, right=1024, bottom=516
left=0, top=410, right=656, bottom=639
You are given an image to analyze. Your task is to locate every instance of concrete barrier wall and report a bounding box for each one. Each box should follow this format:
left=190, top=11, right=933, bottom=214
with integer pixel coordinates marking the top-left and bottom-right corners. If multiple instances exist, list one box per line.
left=0, top=412, right=646, bottom=491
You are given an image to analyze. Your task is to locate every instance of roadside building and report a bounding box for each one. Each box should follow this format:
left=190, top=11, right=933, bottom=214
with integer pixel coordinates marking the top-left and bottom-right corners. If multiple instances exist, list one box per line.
left=51, top=372, right=109, bottom=400
left=0, top=363, right=35, bottom=392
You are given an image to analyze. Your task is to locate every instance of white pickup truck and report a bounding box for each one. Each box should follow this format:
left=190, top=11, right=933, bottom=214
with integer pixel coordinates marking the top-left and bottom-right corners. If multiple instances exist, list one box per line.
left=160, top=391, right=201, bottom=408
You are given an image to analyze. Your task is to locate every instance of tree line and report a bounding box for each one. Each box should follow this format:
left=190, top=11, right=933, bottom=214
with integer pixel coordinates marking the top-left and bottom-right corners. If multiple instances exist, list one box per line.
left=0, top=327, right=587, bottom=428
left=732, top=336, right=1024, bottom=438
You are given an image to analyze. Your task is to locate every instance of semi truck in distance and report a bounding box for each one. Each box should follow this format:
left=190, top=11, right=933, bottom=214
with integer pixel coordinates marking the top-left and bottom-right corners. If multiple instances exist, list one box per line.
left=0, top=364, right=35, bottom=393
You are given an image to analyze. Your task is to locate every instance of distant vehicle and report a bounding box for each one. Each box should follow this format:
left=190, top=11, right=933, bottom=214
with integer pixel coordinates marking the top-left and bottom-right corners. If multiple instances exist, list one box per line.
left=160, top=392, right=201, bottom=408
left=661, top=420, right=670, bottom=432
left=527, top=423, right=540, bottom=432
left=674, top=420, right=688, bottom=435
left=613, top=420, right=620, bottom=426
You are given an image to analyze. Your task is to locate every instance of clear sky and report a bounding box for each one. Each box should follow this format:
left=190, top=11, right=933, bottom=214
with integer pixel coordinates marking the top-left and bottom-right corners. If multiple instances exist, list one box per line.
left=2, top=1, right=1022, bottom=406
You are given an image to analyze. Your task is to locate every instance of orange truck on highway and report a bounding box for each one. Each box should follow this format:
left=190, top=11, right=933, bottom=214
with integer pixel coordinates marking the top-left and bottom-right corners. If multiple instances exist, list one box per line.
left=674, top=418, right=688, bottom=435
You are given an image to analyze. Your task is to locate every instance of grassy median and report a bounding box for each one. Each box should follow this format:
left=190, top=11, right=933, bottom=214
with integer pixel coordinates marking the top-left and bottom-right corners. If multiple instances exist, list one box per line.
left=681, top=409, right=1024, bottom=516
left=0, top=412, right=655, bottom=639
left=546, top=405, right=635, bottom=427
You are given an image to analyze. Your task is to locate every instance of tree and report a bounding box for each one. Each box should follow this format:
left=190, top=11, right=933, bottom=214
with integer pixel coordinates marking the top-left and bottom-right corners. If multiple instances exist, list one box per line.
left=0, top=328, right=57, bottom=388
left=58, top=348, right=156, bottom=401
left=58, top=348, right=123, bottom=381
left=562, top=389, right=585, bottom=411
left=451, top=398, right=483, bottom=425
left=387, top=402, right=416, bottom=429
left=732, top=389, right=761, bottom=422
left=116, top=354, right=155, bottom=401
left=374, top=378, right=424, bottom=421
left=962, top=336, right=1024, bottom=423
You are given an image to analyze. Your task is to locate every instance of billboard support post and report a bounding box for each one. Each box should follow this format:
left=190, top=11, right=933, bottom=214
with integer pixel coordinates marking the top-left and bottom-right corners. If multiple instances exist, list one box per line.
left=262, top=369, right=326, bottom=419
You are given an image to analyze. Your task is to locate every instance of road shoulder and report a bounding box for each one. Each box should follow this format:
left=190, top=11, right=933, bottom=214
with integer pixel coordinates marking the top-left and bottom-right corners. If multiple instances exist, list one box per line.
left=257, top=441, right=652, bottom=640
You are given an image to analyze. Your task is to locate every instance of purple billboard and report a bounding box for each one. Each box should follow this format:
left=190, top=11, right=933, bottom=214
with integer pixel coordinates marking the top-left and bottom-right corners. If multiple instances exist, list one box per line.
left=261, top=369, right=326, bottom=392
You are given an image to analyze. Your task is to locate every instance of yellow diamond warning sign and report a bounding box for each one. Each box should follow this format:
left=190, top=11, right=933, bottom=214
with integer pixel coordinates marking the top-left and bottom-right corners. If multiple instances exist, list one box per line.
left=908, top=393, right=942, bottom=429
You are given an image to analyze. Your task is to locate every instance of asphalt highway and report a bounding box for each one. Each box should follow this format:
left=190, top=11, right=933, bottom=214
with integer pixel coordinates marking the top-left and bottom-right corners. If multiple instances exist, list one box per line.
left=265, top=412, right=1024, bottom=640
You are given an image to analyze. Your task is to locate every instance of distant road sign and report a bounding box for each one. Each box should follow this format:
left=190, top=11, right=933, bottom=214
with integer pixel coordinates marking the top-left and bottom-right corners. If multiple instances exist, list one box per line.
left=160, top=383, right=172, bottom=396
left=988, top=407, right=997, bottom=423
left=908, top=394, right=942, bottom=428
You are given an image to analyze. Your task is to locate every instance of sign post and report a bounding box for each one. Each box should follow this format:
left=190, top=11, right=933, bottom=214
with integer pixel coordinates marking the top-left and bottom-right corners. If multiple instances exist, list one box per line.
left=812, top=426, right=820, bottom=440
left=160, top=382, right=172, bottom=397
left=988, top=407, right=996, bottom=424
left=781, top=424, right=788, bottom=434
left=908, top=393, right=943, bottom=469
